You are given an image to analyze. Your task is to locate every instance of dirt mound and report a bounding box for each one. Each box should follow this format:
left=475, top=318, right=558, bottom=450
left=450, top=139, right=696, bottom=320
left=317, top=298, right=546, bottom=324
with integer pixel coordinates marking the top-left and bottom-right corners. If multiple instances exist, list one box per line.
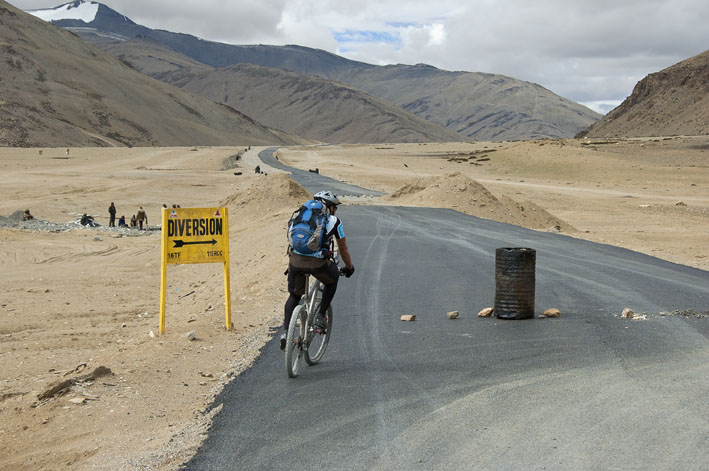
left=220, top=174, right=310, bottom=219
left=386, top=172, right=575, bottom=232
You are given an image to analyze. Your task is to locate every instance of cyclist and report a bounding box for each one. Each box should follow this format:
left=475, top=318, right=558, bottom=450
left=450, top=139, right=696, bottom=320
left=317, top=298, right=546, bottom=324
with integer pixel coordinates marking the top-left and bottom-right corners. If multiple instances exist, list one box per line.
left=281, top=190, right=355, bottom=350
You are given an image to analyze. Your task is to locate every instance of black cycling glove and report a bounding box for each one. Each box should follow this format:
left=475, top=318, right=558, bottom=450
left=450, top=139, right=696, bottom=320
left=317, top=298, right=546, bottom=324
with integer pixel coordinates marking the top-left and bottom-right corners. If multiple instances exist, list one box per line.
left=340, top=266, right=355, bottom=278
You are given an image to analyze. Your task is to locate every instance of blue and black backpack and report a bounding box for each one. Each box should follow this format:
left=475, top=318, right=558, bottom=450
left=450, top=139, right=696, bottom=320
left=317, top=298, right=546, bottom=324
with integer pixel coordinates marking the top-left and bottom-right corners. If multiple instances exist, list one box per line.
left=287, top=199, right=328, bottom=257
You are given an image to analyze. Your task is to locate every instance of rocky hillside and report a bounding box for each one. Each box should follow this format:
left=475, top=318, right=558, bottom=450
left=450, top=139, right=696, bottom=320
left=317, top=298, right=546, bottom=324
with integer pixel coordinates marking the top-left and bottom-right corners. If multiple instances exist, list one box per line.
left=99, top=36, right=213, bottom=76
left=94, top=38, right=466, bottom=143
left=341, top=64, right=600, bottom=141
left=37, top=1, right=600, bottom=141
left=0, top=1, right=299, bottom=147
left=162, top=63, right=466, bottom=144
left=578, top=49, right=709, bottom=138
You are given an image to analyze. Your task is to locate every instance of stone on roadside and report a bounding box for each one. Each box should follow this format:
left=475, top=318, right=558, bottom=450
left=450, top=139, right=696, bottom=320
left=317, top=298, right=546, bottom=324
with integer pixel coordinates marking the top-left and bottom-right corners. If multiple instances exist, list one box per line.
left=68, top=397, right=86, bottom=405
left=621, top=308, right=634, bottom=318
left=675, top=201, right=687, bottom=206
left=186, top=330, right=197, bottom=341
left=400, top=315, right=416, bottom=322
left=543, top=308, right=561, bottom=318
left=477, top=307, right=494, bottom=317
left=447, top=311, right=459, bottom=319
left=149, top=330, right=155, bottom=338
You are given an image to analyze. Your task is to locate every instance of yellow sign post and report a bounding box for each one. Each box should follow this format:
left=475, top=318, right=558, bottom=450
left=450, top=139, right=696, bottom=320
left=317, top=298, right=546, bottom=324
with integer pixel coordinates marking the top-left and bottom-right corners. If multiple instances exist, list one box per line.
left=159, top=207, right=232, bottom=334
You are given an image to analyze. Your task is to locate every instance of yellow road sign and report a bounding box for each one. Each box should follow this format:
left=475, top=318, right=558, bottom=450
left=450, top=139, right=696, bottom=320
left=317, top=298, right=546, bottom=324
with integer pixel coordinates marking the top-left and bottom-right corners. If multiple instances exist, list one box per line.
left=159, top=207, right=232, bottom=333
left=164, top=207, right=227, bottom=264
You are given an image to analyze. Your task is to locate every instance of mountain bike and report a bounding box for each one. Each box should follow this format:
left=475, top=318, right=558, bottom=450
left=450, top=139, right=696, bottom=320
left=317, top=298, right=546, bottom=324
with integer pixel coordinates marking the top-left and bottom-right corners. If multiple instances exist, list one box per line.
left=285, top=256, right=338, bottom=378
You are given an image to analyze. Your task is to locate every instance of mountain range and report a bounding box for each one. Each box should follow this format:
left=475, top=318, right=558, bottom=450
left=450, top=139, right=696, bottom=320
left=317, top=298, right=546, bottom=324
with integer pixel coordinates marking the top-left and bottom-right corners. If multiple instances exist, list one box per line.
left=26, top=0, right=602, bottom=143
left=8, top=1, right=706, bottom=147
left=101, top=38, right=463, bottom=144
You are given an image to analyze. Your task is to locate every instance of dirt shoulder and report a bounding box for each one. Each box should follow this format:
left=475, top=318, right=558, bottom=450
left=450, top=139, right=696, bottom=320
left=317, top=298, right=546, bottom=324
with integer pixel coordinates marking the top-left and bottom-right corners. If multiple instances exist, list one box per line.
left=0, top=146, right=300, bottom=470
left=1, top=138, right=707, bottom=470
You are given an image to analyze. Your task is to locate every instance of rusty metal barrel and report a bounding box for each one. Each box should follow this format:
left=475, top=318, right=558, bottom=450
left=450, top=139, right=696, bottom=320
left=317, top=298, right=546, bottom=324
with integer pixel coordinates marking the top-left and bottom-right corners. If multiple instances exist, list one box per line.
left=494, top=247, right=536, bottom=319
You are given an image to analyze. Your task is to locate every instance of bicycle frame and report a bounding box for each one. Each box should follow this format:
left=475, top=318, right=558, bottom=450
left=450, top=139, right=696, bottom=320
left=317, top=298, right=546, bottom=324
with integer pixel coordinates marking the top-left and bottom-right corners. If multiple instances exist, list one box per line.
left=302, top=240, right=339, bottom=314
left=285, top=244, right=339, bottom=377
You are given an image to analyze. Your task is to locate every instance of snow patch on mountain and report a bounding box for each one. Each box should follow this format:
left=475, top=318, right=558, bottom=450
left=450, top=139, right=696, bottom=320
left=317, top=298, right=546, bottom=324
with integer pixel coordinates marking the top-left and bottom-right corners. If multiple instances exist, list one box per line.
left=28, top=1, right=99, bottom=24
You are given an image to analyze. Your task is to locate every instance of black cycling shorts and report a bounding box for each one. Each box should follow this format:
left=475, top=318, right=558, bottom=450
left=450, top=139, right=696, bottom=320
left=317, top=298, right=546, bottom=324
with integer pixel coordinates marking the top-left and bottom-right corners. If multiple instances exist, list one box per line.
left=287, top=253, right=339, bottom=296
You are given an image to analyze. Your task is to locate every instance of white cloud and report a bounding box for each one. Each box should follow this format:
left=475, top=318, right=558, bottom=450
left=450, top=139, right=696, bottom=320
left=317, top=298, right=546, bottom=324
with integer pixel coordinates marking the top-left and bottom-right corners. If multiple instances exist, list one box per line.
left=581, top=101, right=623, bottom=115
left=426, top=23, right=445, bottom=47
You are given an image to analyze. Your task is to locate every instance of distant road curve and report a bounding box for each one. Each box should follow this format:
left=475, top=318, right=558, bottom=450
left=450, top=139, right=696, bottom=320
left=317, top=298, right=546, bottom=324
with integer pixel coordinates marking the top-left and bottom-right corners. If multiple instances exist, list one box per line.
left=258, top=147, right=385, bottom=197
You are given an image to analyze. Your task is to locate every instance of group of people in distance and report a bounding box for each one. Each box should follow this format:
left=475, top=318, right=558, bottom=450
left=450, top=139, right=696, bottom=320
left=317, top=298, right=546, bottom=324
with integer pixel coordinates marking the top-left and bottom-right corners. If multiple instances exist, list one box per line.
left=73, top=203, right=177, bottom=229
left=22, top=203, right=171, bottom=229
left=103, top=202, right=148, bottom=229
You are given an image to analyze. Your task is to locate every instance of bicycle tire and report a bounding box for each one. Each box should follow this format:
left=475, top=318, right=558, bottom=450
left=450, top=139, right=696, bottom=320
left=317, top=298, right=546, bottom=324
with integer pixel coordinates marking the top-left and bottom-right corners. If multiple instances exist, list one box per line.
left=304, top=282, right=332, bottom=365
left=305, top=303, right=332, bottom=365
left=285, top=305, right=306, bottom=378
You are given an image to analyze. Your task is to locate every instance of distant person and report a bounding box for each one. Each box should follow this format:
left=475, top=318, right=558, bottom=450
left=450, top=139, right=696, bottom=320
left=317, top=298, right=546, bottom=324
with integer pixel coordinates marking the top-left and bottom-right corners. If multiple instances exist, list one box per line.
left=255, top=165, right=261, bottom=174
left=22, top=209, right=34, bottom=221
left=118, top=215, right=127, bottom=227
left=136, top=206, right=148, bottom=230
left=80, top=213, right=95, bottom=227
left=108, top=202, right=117, bottom=227
left=130, top=214, right=137, bottom=227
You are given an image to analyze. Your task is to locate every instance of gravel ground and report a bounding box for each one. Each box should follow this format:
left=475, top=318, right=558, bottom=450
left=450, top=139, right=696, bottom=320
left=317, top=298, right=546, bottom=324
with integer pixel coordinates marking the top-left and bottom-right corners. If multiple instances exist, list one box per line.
left=0, top=211, right=157, bottom=236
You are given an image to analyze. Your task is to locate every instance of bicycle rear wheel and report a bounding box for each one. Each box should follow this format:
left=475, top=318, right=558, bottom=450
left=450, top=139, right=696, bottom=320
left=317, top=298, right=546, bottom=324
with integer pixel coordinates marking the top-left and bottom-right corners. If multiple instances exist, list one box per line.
left=285, top=305, right=306, bottom=378
left=305, top=281, right=332, bottom=366
left=305, top=303, right=332, bottom=366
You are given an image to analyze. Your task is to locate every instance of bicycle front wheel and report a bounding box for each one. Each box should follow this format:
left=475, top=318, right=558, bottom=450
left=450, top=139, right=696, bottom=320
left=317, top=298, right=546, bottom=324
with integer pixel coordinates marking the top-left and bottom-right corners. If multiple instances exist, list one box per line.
left=305, top=303, right=332, bottom=366
left=285, top=305, right=307, bottom=378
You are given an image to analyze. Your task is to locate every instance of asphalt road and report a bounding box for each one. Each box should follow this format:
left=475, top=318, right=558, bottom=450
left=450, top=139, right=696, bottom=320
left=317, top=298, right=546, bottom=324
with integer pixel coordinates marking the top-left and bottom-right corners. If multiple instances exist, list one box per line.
left=257, top=147, right=385, bottom=197
left=185, top=153, right=709, bottom=470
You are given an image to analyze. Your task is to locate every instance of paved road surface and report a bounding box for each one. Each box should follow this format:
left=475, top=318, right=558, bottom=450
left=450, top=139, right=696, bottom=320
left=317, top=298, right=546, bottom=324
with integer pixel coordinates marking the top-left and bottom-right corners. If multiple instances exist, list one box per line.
left=257, top=147, right=385, bottom=197
left=186, top=153, right=709, bottom=470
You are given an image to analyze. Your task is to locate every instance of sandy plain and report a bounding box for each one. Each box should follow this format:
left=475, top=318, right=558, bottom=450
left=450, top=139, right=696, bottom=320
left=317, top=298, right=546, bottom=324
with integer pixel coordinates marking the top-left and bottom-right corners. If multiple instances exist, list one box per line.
left=1, top=136, right=708, bottom=470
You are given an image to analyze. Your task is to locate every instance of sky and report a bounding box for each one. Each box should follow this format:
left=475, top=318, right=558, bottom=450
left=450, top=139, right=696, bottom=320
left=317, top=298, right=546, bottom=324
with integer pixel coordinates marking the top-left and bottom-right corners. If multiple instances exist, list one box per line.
left=10, top=0, right=709, bottom=114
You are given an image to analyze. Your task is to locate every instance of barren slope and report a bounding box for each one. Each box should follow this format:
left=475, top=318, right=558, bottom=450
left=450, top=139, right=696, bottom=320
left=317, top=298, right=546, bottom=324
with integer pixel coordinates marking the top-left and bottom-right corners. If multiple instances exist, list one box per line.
left=0, top=2, right=299, bottom=147
left=339, top=65, right=601, bottom=141
left=99, top=36, right=213, bottom=77
left=159, top=63, right=466, bottom=144
left=579, top=49, right=709, bottom=138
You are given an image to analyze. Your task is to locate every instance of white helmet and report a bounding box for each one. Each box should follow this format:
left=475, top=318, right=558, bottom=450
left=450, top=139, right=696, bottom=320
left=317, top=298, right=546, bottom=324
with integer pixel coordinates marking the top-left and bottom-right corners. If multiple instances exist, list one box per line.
left=314, top=190, right=341, bottom=207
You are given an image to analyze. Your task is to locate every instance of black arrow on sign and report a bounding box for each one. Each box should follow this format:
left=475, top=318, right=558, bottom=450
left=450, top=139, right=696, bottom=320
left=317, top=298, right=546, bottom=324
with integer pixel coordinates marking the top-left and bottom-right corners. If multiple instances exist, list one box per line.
left=173, top=239, right=217, bottom=248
